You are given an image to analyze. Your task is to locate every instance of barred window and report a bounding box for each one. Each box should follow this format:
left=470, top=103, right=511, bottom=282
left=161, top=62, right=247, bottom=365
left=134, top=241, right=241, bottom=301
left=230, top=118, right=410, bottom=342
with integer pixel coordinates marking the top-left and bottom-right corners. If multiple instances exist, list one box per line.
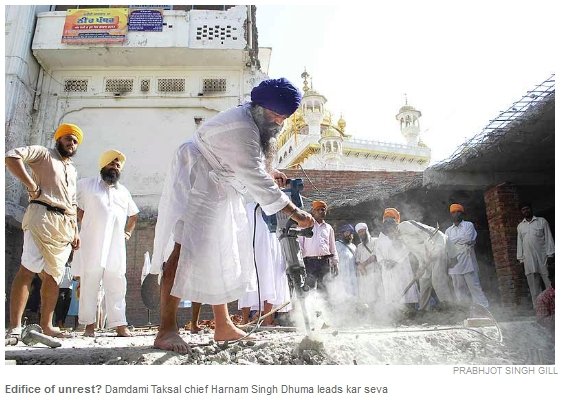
left=63, top=79, right=88, bottom=92
left=195, top=25, right=238, bottom=42
left=157, top=78, right=185, bottom=92
left=105, top=78, right=134, bottom=93
left=203, top=78, right=227, bottom=93
left=140, top=79, right=150, bottom=92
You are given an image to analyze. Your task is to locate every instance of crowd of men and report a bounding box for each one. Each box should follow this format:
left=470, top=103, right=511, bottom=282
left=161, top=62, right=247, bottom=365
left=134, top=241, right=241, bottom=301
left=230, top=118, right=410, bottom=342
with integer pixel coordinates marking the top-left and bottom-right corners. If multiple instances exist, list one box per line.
left=5, top=77, right=555, bottom=351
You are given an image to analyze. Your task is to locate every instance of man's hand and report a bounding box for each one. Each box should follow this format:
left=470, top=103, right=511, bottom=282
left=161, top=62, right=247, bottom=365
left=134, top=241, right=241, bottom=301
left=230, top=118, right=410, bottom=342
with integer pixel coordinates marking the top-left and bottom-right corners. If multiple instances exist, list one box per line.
left=71, top=233, right=80, bottom=250
left=27, top=185, right=41, bottom=200
left=358, top=264, right=367, bottom=276
left=290, top=208, right=314, bottom=228
left=271, top=169, right=288, bottom=188
left=331, top=263, right=339, bottom=277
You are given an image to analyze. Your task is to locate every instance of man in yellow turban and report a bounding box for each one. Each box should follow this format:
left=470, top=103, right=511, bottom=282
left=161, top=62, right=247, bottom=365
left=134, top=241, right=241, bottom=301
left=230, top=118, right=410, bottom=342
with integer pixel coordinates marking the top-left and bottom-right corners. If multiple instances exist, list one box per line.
left=72, top=149, right=138, bottom=337
left=445, top=203, right=489, bottom=307
left=54, top=123, right=84, bottom=145
left=5, top=122, right=83, bottom=338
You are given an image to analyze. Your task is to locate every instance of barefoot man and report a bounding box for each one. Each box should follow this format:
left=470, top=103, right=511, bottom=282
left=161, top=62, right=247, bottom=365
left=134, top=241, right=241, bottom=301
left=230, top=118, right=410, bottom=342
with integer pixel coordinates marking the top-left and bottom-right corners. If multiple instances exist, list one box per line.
left=73, top=150, right=138, bottom=337
left=152, top=78, right=314, bottom=352
left=5, top=123, right=83, bottom=338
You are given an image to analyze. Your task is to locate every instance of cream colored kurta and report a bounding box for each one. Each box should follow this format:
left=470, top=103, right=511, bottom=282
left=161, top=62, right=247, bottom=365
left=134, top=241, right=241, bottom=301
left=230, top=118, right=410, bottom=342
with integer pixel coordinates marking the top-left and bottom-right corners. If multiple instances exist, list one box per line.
left=517, top=216, right=555, bottom=275
left=152, top=104, right=290, bottom=304
left=6, top=146, right=77, bottom=283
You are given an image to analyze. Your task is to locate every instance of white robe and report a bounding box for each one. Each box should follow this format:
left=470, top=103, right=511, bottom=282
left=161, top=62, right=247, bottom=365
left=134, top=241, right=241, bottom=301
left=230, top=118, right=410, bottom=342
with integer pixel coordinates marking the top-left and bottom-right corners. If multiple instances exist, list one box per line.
left=355, top=236, right=384, bottom=304
left=238, top=203, right=291, bottom=310
left=376, top=232, right=419, bottom=304
left=334, top=241, right=358, bottom=299
left=73, top=176, right=139, bottom=327
left=397, top=221, right=455, bottom=308
left=151, top=104, right=290, bottom=304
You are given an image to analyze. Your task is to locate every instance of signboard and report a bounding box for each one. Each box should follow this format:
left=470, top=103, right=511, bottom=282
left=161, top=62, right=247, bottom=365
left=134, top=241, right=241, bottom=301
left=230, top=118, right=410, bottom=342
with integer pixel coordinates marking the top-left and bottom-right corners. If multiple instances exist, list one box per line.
left=62, top=8, right=129, bottom=44
left=128, top=9, right=164, bottom=32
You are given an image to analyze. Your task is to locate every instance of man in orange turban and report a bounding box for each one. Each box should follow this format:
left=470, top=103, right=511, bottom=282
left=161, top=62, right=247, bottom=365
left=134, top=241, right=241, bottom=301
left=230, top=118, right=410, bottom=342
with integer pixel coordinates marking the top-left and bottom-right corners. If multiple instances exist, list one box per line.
left=298, top=199, right=339, bottom=296
left=449, top=203, right=464, bottom=214
left=445, top=203, right=489, bottom=307
left=5, top=122, right=83, bottom=338
left=312, top=200, right=327, bottom=210
left=383, top=207, right=401, bottom=223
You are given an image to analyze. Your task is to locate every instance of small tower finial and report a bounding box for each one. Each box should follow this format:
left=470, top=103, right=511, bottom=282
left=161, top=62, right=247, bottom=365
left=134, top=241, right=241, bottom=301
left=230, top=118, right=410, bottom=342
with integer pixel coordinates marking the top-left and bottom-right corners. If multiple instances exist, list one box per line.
left=301, top=68, right=310, bottom=92
left=404, top=93, right=408, bottom=105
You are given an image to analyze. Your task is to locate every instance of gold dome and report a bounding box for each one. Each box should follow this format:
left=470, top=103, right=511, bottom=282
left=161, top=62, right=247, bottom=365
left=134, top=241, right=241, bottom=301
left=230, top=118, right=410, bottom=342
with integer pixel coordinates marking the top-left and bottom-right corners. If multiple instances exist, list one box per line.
left=337, top=115, right=346, bottom=132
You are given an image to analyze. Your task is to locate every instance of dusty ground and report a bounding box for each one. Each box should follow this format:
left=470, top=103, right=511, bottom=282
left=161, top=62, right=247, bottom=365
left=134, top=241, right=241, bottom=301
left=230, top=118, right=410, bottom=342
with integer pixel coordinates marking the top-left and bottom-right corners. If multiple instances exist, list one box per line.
left=4, top=308, right=555, bottom=365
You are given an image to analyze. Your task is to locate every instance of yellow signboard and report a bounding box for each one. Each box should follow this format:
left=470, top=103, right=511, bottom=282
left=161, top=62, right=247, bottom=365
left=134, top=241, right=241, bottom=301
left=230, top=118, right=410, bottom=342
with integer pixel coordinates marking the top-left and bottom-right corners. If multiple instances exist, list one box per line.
left=62, top=8, right=128, bottom=44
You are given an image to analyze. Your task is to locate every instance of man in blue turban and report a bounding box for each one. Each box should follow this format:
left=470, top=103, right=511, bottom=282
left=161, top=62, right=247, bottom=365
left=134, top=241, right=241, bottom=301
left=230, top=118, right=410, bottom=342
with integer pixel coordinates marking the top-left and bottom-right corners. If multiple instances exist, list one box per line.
left=152, top=77, right=313, bottom=353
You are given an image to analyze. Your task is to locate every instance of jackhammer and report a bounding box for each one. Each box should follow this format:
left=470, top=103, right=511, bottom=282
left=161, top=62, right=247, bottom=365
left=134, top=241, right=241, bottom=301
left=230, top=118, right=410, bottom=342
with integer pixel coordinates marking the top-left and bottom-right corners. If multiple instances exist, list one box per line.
left=262, top=178, right=313, bottom=334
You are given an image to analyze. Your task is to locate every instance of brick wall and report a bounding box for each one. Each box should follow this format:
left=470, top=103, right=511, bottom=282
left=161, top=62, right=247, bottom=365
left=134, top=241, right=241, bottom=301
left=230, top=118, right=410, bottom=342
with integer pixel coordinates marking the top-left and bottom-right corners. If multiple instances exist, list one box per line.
left=484, top=182, right=530, bottom=307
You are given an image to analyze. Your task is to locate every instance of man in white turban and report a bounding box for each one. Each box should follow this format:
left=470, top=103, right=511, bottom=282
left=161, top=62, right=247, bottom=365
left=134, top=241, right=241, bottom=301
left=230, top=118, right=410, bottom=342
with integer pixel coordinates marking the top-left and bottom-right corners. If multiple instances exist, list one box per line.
left=354, top=222, right=384, bottom=306
left=73, top=149, right=139, bottom=337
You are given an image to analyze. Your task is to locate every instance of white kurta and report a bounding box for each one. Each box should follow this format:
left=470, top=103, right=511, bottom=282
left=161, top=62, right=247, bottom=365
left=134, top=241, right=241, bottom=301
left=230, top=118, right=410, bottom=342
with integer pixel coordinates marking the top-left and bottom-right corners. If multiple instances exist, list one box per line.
left=444, top=221, right=478, bottom=275
left=445, top=220, right=489, bottom=307
left=355, top=236, right=384, bottom=304
left=151, top=104, right=290, bottom=305
left=238, top=203, right=281, bottom=309
left=334, top=241, right=358, bottom=298
left=73, top=176, right=139, bottom=327
left=397, top=221, right=454, bottom=308
left=376, top=233, right=419, bottom=304
left=517, top=216, right=555, bottom=275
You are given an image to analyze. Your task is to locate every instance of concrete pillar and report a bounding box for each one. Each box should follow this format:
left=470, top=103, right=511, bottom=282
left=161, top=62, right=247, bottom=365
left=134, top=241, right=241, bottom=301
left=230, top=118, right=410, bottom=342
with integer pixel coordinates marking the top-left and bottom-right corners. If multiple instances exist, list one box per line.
left=484, top=182, right=529, bottom=307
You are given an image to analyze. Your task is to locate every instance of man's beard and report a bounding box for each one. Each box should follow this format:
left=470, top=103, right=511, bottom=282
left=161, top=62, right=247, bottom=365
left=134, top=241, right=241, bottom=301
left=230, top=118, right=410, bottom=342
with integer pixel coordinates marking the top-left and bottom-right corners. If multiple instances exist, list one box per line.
left=251, top=105, right=282, bottom=167
left=56, top=141, right=76, bottom=158
left=343, top=235, right=353, bottom=244
left=360, top=232, right=370, bottom=244
left=101, top=168, right=120, bottom=185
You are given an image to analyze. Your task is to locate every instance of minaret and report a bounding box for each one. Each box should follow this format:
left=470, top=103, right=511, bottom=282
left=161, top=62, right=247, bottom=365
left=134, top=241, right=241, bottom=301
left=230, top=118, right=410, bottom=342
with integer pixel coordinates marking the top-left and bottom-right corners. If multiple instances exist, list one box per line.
left=395, top=94, right=422, bottom=146
left=300, top=69, right=327, bottom=137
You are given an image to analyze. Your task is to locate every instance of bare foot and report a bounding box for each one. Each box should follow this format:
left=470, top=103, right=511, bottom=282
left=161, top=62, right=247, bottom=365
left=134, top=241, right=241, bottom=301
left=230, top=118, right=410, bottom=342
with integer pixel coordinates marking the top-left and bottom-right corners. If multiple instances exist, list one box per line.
left=41, top=326, right=72, bottom=338
left=116, top=325, right=133, bottom=337
left=214, top=324, right=249, bottom=342
left=154, top=330, right=190, bottom=353
left=190, top=324, right=202, bottom=334
left=83, top=324, right=95, bottom=337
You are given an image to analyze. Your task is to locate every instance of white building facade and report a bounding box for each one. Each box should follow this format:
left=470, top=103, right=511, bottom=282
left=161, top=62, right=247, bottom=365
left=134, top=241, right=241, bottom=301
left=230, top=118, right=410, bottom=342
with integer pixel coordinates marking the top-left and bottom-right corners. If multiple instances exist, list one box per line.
left=5, top=5, right=268, bottom=221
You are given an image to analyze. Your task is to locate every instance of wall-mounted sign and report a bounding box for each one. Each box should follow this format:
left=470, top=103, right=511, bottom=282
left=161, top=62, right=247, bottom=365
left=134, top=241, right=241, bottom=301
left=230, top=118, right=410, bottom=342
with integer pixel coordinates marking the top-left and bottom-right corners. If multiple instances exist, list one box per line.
left=62, top=8, right=129, bottom=44
left=128, top=9, right=164, bottom=32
